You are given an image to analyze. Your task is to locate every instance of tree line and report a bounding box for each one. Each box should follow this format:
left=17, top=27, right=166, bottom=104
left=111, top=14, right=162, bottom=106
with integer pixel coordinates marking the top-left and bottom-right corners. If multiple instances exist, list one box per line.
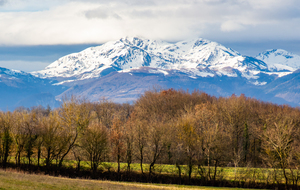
left=1, top=89, right=300, bottom=188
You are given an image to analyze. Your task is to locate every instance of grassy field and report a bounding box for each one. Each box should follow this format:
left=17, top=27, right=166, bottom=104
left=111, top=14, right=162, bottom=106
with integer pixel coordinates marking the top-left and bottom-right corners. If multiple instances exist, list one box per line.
left=0, top=169, right=263, bottom=190
left=62, top=161, right=278, bottom=183
left=8, top=157, right=287, bottom=185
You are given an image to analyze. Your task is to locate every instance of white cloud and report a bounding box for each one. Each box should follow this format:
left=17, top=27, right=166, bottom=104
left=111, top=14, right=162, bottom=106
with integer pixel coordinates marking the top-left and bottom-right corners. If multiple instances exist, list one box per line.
left=221, top=21, right=245, bottom=32
left=0, top=0, right=7, bottom=6
left=0, top=0, right=299, bottom=45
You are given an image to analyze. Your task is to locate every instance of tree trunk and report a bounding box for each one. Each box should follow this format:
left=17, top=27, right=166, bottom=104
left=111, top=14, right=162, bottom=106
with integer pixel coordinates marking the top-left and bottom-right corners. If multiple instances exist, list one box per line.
left=37, top=147, right=41, bottom=168
left=46, top=148, right=51, bottom=168
left=117, top=152, right=121, bottom=180
left=149, top=162, right=155, bottom=177
left=3, top=131, right=11, bottom=169
left=58, top=133, right=78, bottom=168
left=213, top=160, right=218, bottom=182
left=282, top=168, right=289, bottom=189
left=176, top=164, right=182, bottom=184
left=140, top=147, right=144, bottom=174
left=188, top=156, right=193, bottom=184
left=77, top=159, right=81, bottom=172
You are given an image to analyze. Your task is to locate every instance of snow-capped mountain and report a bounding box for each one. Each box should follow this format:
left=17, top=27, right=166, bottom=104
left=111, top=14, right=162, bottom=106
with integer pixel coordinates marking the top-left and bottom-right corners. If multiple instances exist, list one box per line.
left=31, top=37, right=270, bottom=85
left=1, top=67, right=36, bottom=86
left=0, top=67, right=64, bottom=110
left=256, top=49, right=300, bottom=72
left=2, top=37, right=300, bottom=109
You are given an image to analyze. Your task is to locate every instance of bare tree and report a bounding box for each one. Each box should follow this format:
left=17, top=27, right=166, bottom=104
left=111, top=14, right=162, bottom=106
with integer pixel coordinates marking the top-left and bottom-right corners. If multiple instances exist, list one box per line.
left=93, top=98, right=116, bottom=128
left=132, top=118, right=147, bottom=174
left=11, top=111, right=30, bottom=166
left=81, top=120, right=108, bottom=174
left=176, top=111, right=198, bottom=183
left=145, top=118, right=168, bottom=177
left=195, top=103, right=230, bottom=182
left=124, top=117, right=135, bottom=172
left=0, top=112, right=13, bottom=168
left=41, top=111, right=67, bottom=168
left=110, top=117, right=126, bottom=176
left=57, top=96, right=92, bottom=168
left=261, top=120, right=295, bottom=188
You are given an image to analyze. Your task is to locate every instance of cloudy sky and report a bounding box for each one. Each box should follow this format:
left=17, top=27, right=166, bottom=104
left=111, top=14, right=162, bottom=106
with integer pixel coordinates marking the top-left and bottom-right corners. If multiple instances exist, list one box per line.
left=0, top=0, right=300, bottom=71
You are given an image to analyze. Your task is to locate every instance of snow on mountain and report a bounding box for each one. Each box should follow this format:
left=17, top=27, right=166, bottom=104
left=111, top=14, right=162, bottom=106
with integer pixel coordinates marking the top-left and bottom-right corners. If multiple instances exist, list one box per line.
left=0, top=67, right=39, bottom=87
left=3, top=37, right=300, bottom=109
left=0, top=67, right=64, bottom=111
left=256, top=49, right=300, bottom=72
left=31, top=37, right=269, bottom=85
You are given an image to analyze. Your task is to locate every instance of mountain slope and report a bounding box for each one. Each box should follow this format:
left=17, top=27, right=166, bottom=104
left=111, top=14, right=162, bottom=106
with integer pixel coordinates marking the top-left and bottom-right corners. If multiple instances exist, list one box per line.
left=2, top=37, right=300, bottom=109
left=263, top=69, right=300, bottom=105
left=29, top=37, right=300, bottom=107
left=0, top=67, right=65, bottom=110
left=56, top=67, right=291, bottom=106
left=256, top=49, right=300, bottom=72
left=31, top=37, right=270, bottom=86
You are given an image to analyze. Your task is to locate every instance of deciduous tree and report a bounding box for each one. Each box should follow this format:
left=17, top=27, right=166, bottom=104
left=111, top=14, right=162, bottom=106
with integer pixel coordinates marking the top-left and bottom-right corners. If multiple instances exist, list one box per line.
left=81, top=120, right=108, bottom=174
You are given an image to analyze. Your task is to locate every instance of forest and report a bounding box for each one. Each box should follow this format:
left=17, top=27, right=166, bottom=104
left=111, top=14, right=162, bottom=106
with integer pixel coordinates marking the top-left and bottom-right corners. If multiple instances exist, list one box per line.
left=0, top=88, right=300, bottom=189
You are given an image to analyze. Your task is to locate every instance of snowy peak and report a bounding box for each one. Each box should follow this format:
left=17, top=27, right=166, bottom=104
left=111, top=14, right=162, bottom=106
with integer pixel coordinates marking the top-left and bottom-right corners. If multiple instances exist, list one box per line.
left=256, top=49, right=300, bottom=72
left=0, top=67, right=64, bottom=111
left=0, top=67, right=37, bottom=87
left=1, top=67, right=29, bottom=77
left=32, top=37, right=159, bottom=80
left=31, top=37, right=269, bottom=84
left=4, top=39, right=300, bottom=109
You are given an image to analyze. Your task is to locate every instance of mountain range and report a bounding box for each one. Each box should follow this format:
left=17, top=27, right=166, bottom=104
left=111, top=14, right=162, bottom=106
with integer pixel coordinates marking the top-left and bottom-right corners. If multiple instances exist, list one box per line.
left=1, top=37, right=300, bottom=110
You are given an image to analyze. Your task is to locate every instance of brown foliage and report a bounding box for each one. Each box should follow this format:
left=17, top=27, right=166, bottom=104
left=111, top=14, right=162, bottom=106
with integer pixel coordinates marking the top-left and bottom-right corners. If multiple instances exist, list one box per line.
left=1, top=89, right=300, bottom=188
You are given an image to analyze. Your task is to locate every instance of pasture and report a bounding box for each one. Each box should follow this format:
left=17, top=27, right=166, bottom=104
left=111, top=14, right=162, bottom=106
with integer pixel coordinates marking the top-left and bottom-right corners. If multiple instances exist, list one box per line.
left=0, top=169, right=261, bottom=190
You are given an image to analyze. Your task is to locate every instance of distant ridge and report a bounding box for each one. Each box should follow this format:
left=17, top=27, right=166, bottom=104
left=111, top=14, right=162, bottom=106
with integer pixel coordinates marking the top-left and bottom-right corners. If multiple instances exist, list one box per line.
left=0, top=67, right=64, bottom=111
left=1, top=37, right=300, bottom=109
left=32, top=37, right=272, bottom=86
left=256, top=49, right=300, bottom=72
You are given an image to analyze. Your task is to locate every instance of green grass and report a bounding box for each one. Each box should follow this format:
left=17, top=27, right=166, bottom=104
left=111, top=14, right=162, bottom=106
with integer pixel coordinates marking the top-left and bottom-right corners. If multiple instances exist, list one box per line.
left=0, top=169, right=263, bottom=190
left=6, top=156, right=292, bottom=186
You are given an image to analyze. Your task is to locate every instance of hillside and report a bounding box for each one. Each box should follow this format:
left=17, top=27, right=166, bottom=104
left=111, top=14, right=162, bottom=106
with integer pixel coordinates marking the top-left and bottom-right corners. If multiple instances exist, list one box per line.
left=1, top=37, right=300, bottom=109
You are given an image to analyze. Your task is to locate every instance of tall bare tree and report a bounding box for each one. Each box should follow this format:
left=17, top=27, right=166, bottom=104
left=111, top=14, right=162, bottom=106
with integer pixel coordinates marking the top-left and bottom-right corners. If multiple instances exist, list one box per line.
left=41, top=111, right=66, bottom=168
left=0, top=112, right=13, bottom=168
left=81, top=120, right=108, bottom=174
left=57, top=97, right=92, bottom=167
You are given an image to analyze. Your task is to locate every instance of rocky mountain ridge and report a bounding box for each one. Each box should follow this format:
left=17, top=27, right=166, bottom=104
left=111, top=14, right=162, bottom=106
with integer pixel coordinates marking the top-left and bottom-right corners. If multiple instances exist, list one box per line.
left=31, top=37, right=281, bottom=86
left=1, top=37, right=300, bottom=110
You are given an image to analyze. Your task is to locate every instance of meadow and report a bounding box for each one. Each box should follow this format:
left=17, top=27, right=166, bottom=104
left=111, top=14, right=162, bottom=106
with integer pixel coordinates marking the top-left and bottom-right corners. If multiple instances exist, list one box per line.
left=9, top=157, right=276, bottom=183
left=0, top=169, right=262, bottom=190
left=0, top=157, right=283, bottom=189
